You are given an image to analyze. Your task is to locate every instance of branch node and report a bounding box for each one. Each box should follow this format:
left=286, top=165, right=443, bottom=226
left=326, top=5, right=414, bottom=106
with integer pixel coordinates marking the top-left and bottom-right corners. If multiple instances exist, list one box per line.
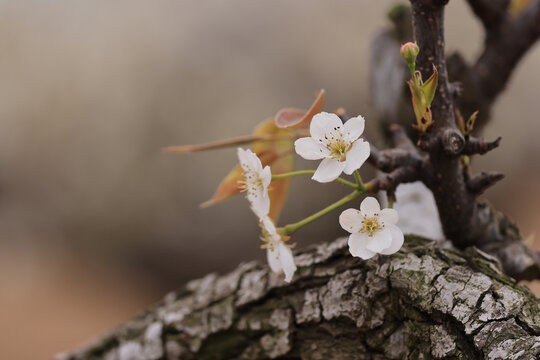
left=442, top=128, right=465, bottom=155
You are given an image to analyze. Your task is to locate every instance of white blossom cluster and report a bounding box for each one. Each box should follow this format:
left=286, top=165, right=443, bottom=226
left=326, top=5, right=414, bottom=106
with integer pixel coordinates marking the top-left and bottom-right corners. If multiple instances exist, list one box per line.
left=238, top=112, right=404, bottom=283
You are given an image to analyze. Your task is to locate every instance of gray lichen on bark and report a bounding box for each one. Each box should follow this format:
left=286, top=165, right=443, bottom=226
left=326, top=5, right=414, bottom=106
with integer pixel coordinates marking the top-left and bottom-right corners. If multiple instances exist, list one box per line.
left=59, top=235, right=540, bottom=360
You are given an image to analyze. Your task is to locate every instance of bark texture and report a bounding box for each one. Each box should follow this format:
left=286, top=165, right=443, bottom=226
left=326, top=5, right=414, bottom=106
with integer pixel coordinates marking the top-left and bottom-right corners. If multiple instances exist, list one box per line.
left=59, top=236, right=540, bottom=360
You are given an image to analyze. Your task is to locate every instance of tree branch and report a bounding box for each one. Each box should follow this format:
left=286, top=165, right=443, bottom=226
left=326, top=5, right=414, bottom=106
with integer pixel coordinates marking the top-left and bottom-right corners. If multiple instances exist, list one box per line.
left=473, top=0, right=540, bottom=101
left=365, top=165, right=420, bottom=193
left=466, top=0, right=510, bottom=30
left=369, top=146, right=423, bottom=173
left=59, top=236, right=540, bottom=360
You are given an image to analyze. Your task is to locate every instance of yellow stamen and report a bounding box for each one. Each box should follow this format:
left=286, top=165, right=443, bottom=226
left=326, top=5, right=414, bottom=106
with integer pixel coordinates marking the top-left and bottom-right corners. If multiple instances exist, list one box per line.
left=360, top=216, right=383, bottom=237
left=238, top=171, right=264, bottom=196
left=321, top=127, right=352, bottom=161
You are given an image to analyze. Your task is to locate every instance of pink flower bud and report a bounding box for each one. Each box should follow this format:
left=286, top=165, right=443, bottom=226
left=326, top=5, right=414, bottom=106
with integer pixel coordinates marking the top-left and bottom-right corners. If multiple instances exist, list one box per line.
left=400, top=42, right=419, bottom=64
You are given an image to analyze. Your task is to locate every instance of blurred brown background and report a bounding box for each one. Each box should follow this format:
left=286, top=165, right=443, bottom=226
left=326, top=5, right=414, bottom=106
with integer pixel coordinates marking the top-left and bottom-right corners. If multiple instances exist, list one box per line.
left=0, top=1, right=539, bottom=358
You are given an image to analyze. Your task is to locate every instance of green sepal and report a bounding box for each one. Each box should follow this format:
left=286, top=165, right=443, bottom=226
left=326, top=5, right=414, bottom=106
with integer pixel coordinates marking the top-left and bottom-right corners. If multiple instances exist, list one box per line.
left=422, top=65, right=438, bottom=108
left=408, top=78, right=427, bottom=124
left=466, top=110, right=479, bottom=134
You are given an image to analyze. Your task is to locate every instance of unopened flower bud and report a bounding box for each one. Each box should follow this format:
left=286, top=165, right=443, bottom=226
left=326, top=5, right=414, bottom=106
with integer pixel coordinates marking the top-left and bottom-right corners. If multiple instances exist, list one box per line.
left=400, top=42, right=419, bottom=64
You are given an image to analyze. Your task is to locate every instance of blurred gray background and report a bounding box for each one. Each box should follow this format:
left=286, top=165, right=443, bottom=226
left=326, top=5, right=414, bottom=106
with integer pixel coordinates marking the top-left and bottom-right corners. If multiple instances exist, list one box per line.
left=0, top=1, right=539, bottom=358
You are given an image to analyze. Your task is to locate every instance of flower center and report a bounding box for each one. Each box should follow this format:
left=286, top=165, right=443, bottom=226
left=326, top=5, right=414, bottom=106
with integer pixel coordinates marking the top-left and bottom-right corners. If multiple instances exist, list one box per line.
left=323, top=127, right=351, bottom=161
left=259, top=222, right=280, bottom=250
left=239, top=171, right=264, bottom=196
left=360, top=216, right=382, bottom=237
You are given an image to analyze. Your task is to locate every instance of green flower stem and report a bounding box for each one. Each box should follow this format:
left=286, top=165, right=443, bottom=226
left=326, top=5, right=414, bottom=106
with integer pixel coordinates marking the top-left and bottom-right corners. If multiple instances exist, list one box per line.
left=353, top=170, right=366, bottom=191
left=280, top=190, right=362, bottom=236
left=271, top=170, right=315, bottom=181
left=335, top=178, right=358, bottom=189
left=271, top=171, right=357, bottom=189
left=407, top=63, right=415, bottom=77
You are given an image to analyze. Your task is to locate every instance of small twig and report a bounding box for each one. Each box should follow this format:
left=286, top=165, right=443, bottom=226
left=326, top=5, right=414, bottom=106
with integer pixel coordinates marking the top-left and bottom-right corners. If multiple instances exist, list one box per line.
left=365, top=166, right=420, bottom=193
left=389, top=124, right=417, bottom=152
left=466, top=171, right=504, bottom=194
left=369, top=148, right=423, bottom=173
left=462, top=136, right=501, bottom=155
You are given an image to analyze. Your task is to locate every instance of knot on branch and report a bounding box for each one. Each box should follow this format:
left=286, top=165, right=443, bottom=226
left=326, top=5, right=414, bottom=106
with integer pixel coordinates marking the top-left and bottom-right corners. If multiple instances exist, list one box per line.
left=442, top=129, right=465, bottom=155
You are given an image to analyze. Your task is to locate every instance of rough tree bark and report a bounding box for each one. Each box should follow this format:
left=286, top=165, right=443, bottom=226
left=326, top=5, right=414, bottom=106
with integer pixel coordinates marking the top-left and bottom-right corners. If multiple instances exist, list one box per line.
left=59, top=236, right=540, bottom=360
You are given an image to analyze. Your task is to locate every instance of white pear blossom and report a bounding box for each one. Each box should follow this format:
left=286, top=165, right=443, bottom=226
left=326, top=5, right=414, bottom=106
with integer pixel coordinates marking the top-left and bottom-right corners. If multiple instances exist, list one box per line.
left=260, top=216, right=296, bottom=283
left=294, top=112, right=370, bottom=183
left=339, top=197, right=404, bottom=260
left=237, top=148, right=272, bottom=219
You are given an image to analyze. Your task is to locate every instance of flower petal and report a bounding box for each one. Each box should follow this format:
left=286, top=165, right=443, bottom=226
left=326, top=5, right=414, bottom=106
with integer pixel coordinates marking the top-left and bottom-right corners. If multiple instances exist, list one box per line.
left=343, top=115, right=365, bottom=143
left=360, top=196, right=380, bottom=217
left=343, top=139, right=370, bottom=175
left=248, top=192, right=270, bottom=219
left=365, top=229, right=392, bottom=253
left=278, top=243, right=297, bottom=283
left=339, top=208, right=363, bottom=233
left=379, top=224, right=404, bottom=255
left=312, top=158, right=346, bottom=183
left=380, top=208, right=398, bottom=225
left=309, top=112, right=343, bottom=141
left=294, top=137, right=329, bottom=160
left=261, top=216, right=279, bottom=239
left=237, top=147, right=262, bottom=172
left=348, top=233, right=376, bottom=260
left=267, top=247, right=282, bottom=273
left=261, top=165, right=272, bottom=188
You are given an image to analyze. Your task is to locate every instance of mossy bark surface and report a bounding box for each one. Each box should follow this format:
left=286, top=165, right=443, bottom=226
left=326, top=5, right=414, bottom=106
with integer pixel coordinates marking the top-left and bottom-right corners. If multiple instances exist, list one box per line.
left=59, top=236, right=540, bottom=360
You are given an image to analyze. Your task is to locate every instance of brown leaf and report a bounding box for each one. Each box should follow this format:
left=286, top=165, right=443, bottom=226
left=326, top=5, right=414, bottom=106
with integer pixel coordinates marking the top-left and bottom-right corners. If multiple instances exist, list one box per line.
left=163, top=134, right=291, bottom=153
left=274, top=89, right=325, bottom=128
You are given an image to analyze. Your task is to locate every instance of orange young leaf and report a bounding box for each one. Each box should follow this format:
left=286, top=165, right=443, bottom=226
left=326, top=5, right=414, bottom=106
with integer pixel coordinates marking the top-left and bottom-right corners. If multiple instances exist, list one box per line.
left=274, top=89, right=325, bottom=128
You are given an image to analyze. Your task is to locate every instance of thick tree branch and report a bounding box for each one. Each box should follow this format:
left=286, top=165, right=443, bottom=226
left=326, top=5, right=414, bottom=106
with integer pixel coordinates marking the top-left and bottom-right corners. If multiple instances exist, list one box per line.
left=370, top=1, right=540, bottom=282
left=59, top=237, right=540, bottom=360
left=410, top=0, right=480, bottom=248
